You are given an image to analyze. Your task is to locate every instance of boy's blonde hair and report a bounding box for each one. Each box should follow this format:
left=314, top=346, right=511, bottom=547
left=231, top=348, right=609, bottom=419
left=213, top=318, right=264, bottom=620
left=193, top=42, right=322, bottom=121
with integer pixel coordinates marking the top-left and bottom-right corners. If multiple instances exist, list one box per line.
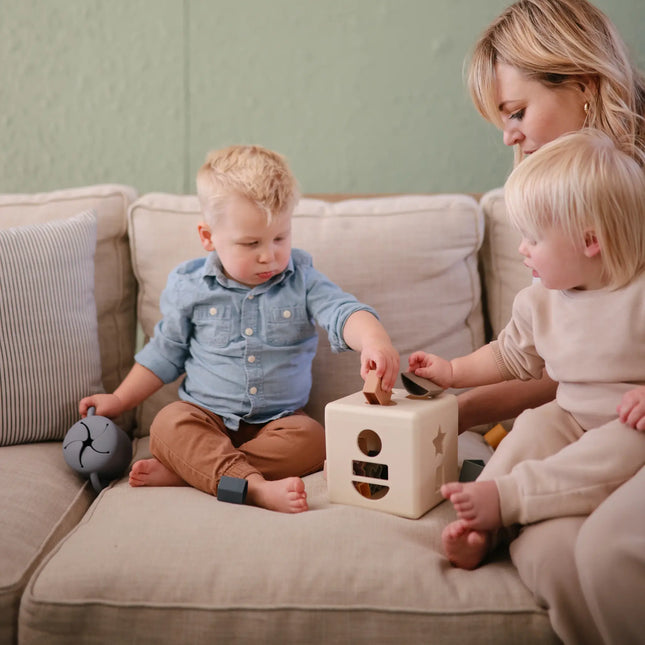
left=505, top=129, right=645, bottom=289
left=196, top=145, right=300, bottom=227
left=468, top=0, right=645, bottom=164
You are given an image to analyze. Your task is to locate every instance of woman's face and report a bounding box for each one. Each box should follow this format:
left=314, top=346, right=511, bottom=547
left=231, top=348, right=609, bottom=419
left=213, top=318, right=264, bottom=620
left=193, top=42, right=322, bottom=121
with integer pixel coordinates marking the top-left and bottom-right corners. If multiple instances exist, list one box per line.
left=495, top=63, right=588, bottom=155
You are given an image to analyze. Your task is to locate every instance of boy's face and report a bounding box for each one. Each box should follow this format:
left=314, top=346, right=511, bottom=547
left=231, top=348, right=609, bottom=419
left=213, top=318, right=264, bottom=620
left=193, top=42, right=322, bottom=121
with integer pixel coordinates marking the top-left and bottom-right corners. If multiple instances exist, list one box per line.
left=199, top=193, right=292, bottom=288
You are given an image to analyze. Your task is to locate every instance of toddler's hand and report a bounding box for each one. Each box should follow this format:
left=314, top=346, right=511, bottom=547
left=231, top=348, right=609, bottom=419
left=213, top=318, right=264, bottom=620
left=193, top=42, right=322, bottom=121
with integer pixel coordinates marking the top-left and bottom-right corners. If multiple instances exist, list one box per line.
left=408, top=351, right=453, bottom=388
left=79, top=393, right=125, bottom=419
left=360, top=343, right=400, bottom=391
left=617, top=386, right=645, bottom=431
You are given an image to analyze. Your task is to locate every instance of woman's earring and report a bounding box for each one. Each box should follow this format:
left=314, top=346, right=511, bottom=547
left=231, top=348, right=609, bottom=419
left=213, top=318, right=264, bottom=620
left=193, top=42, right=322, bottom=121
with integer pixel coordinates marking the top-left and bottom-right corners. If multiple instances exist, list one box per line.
left=584, top=101, right=590, bottom=115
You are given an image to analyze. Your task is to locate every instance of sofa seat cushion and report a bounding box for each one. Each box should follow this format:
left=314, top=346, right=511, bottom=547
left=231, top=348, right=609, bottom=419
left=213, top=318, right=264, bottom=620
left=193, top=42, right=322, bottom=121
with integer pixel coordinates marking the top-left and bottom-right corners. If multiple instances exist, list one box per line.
left=0, top=443, right=94, bottom=644
left=20, top=438, right=557, bottom=645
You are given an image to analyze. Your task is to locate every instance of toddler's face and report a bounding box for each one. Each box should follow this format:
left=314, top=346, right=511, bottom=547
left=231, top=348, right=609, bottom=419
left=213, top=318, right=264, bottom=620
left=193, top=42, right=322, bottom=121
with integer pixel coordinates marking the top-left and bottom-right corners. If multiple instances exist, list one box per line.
left=205, top=193, right=292, bottom=288
left=517, top=225, right=601, bottom=291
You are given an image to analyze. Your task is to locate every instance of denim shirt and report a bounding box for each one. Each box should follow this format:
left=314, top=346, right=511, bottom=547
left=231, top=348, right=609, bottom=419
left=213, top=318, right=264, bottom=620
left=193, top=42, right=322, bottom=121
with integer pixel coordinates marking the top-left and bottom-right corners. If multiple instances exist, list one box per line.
left=135, top=248, right=377, bottom=430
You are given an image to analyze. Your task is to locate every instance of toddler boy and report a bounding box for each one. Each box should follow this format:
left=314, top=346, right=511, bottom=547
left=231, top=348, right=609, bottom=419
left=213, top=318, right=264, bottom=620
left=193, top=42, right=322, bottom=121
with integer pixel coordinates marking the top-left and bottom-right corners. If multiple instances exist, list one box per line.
left=81, top=145, right=399, bottom=513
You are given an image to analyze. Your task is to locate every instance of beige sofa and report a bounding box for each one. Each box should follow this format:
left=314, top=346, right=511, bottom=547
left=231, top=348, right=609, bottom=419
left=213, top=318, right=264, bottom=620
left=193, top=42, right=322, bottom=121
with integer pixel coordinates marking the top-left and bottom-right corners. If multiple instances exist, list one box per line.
left=0, top=185, right=558, bottom=644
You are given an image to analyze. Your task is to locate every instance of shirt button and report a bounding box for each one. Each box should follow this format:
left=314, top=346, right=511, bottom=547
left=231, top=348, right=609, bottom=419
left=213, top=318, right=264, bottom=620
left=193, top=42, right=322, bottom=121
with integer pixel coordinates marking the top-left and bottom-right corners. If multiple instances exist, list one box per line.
left=282, top=310, right=292, bottom=319
left=248, top=355, right=256, bottom=363
left=249, top=386, right=258, bottom=395
left=209, top=307, right=217, bottom=316
left=248, top=294, right=254, bottom=300
left=245, top=328, right=253, bottom=336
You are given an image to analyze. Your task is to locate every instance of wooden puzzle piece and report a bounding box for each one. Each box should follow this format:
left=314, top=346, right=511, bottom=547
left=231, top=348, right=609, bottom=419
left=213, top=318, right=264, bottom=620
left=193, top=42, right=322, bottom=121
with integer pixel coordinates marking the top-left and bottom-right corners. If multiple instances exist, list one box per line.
left=362, top=370, right=392, bottom=405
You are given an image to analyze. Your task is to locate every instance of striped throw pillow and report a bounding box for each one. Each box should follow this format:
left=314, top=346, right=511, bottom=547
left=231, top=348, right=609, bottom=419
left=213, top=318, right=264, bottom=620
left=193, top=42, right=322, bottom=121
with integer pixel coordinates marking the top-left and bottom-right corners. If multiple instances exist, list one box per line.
left=0, top=210, right=104, bottom=445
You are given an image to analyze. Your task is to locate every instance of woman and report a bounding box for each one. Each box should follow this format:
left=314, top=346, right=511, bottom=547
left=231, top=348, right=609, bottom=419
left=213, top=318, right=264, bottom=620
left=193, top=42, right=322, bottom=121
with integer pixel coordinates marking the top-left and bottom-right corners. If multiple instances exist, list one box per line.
left=456, top=1, right=645, bottom=643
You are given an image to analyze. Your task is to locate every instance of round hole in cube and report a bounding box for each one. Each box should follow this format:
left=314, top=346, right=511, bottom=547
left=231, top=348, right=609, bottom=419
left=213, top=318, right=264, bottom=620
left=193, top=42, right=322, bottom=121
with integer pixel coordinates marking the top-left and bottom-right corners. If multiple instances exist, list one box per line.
left=357, top=429, right=382, bottom=457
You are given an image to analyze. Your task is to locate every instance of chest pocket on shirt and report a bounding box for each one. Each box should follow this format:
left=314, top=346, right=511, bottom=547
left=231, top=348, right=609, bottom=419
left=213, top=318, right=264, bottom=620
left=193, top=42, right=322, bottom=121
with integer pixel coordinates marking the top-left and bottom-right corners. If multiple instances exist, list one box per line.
left=265, top=305, right=314, bottom=347
left=193, top=304, right=233, bottom=347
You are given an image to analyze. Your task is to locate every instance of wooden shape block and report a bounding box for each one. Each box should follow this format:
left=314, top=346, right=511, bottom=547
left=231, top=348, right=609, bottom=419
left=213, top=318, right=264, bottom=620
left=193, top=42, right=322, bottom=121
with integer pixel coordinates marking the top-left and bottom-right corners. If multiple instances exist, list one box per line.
left=483, top=423, right=509, bottom=450
left=362, top=370, right=391, bottom=405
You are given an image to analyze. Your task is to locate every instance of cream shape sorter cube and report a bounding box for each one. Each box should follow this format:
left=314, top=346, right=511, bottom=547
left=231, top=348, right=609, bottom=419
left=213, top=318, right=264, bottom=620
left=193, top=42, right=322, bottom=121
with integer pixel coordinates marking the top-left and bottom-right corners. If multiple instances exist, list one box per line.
left=325, top=389, right=458, bottom=519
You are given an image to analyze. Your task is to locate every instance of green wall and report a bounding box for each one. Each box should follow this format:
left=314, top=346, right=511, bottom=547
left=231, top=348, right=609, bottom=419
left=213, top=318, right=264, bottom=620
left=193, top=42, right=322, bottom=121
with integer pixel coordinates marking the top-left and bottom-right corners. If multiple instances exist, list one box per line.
left=1, top=0, right=643, bottom=195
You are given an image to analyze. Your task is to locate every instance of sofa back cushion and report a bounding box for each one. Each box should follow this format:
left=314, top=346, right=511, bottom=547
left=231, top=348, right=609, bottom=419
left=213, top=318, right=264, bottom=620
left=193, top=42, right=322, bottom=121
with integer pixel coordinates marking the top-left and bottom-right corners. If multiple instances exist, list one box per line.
left=479, top=188, right=532, bottom=339
left=0, top=185, right=139, bottom=433
left=128, top=193, right=485, bottom=435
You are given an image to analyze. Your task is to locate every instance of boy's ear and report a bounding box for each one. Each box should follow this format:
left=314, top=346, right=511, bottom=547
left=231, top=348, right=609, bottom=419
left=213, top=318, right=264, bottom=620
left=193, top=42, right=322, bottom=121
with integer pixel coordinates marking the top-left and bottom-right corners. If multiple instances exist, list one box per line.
left=198, top=222, right=215, bottom=252
left=583, top=230, right=601, bottom=258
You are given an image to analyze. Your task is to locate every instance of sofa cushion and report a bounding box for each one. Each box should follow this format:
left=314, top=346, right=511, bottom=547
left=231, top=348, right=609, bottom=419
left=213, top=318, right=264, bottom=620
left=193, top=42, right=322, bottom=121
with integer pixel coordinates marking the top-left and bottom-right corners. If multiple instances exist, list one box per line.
left=0, top=212, right=103, bottom=445
left=128, top=193, right=486, bottom=434
left=479, top=188, right=532, bottom=339
left=0, top=184, right=139, bottom=432
left=0, top=443, right=95, bottom=644
left=19, top=437, right=557, bottom=645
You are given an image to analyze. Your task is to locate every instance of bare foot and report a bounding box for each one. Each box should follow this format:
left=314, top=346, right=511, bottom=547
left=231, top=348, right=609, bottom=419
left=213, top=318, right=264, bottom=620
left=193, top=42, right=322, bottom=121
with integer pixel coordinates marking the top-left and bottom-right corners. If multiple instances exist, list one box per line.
left=245, top=474, right=308, bottom=513
left=442, top=520, right=490, bottom=569
left=441, top=480, right=502, bottom=530
left=129, top=458, right=187, bottom=487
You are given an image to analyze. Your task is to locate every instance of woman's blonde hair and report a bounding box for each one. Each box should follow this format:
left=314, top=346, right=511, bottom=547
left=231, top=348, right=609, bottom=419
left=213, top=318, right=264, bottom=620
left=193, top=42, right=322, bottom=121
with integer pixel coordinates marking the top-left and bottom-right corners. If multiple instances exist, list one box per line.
left=504, top=129, right=645, bottom=289
left=468, top=0, right=645, bottom=163
left=196, top=145, right=300, bottom=227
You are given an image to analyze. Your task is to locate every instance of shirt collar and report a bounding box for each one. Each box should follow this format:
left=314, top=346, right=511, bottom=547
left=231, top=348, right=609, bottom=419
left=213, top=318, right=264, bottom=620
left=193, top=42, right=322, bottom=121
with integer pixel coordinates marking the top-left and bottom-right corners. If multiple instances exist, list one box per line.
left=203, top=251, right=295, bottom=293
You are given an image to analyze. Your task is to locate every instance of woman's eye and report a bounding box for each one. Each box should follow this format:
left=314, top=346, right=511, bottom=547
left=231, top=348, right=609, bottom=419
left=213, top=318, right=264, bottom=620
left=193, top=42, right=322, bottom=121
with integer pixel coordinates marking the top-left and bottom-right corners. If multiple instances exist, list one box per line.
left=510, top=108, right=525, bottom=121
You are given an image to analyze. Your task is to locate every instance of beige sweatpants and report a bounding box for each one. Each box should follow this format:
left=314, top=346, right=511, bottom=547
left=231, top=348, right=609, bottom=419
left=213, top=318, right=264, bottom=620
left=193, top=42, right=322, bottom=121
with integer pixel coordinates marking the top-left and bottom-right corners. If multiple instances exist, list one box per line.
left=479, top=401, right=645, bottom=645
left=484, top=401, right=645, bottom=525
left=149, top=400, right=326, bottom=495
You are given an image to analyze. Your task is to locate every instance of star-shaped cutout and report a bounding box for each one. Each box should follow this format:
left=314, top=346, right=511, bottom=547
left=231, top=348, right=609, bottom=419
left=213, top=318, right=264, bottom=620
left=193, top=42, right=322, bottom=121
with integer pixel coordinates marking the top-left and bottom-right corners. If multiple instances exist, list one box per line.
left=433, top=425, right=446, bottom=456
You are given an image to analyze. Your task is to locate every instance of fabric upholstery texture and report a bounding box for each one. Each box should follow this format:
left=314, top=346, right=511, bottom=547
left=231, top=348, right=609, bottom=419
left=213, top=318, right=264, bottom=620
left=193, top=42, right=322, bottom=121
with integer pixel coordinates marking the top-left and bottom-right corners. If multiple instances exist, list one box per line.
left=479, top=188, right=532, bottom=339
left=0, top=211, right=102, bottom=445
left=19, top=437, right=557, bottom=645
left=0, top=442, right=95, bottom=644
left=0, top=184, right=139, bottom=432
left=0, top=184, right=138, bottom=644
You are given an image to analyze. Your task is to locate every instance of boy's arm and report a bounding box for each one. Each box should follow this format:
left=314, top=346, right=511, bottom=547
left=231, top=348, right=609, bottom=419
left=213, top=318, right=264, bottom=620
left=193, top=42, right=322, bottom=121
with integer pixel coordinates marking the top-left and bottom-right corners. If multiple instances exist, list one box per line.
left=342, top=310, right=399, bottom=391
left=79, top=363, right=164, bottom=419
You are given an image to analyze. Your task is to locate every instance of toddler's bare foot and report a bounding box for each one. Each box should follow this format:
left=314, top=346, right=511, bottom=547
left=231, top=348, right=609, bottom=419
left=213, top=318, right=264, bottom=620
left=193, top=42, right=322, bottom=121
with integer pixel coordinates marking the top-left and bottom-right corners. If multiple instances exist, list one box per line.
left=246, top=475, right=308, bottom=513
left=442, top=520, right=490, bottom=569
left=129, top=458, right=187, bottom=487
left=441, top=480, right=502, bottom=530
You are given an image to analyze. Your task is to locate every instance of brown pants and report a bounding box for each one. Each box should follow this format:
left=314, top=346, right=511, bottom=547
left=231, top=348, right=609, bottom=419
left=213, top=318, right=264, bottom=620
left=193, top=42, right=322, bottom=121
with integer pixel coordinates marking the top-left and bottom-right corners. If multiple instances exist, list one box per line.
left=149, top=401, right=326, bottom=495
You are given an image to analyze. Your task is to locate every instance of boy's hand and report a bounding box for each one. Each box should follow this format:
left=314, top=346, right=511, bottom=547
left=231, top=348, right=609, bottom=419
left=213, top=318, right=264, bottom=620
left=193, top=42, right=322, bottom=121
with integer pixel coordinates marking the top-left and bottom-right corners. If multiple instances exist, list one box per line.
left=408, top=351, right=453, bottom=389
left=79, top=393, right=125, bottom=419
left=617, top=386, right=645, bottom=431
left=360, top=342, right=400, bottom=392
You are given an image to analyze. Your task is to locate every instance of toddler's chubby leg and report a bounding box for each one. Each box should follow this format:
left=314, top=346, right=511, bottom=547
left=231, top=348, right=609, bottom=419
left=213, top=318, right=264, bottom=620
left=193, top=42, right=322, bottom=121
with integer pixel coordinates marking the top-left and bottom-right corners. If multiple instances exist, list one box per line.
left=129, top=458, right=187, bottom=487
left=244, top=473, right=308, bottom=513
left=441, top=480, right=502, bottom=530
left=441, top=520, right=491, bottom=570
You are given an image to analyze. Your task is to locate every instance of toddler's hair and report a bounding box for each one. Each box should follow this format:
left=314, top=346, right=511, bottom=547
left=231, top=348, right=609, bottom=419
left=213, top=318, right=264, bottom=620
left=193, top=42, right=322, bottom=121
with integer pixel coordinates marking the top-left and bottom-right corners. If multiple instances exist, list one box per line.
left=196, top=145, right=300, bottom=226
left=504, top=129, right=645, bottom=289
